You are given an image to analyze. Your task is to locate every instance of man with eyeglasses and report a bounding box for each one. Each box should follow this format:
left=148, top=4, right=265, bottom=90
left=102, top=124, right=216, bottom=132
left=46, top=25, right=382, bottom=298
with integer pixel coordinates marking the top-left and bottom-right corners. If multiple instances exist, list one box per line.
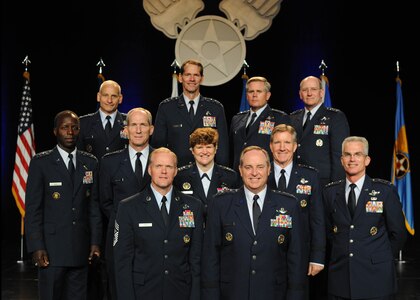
left=323, top=136, right=406, bottom=300
left=290, top=76, right=350, bottom=188
left=151, top=59, right=230, bottom=167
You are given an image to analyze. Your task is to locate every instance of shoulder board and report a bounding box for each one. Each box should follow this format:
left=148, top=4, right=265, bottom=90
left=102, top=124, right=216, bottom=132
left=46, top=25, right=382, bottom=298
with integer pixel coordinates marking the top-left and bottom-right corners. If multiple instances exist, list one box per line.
left=290, top=109, right=304, bottom=115
left=160, top=97, right=176, bottom=104
left=214, top=188, right=238, bottom=197
left=78, top=150, right=98, bottom=161
left=218, top=165, right=236, bottom=173
left=325, top=179, right=344, bottom=188
left=79, top=112, right=96, bottom=119
left=237, top=110, right=249, bottom=115
left=372, top=178, right=392, bottom=186
left=272, top=189, right=297, bottom=199
left=201, top=97, right=223, bottom=106
left=178, top=164, right=193, bottom=172
left=297, top=164, right=318, bottom=172
left=102, top=149, right=125, bottom=159
left=271, top=108, right=287, bottom=115
left=34, top=149, right=53, bottom=158
left=326, top=107, right=341, bottom=113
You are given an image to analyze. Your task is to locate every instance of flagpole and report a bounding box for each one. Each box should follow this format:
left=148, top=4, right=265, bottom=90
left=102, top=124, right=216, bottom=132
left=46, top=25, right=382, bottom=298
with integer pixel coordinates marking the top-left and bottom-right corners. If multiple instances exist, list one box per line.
left=394, top=61, right=408, bottom=264
left=17, top=56, right=31, bottom=263
left=18, top=218, right=24, bottom=263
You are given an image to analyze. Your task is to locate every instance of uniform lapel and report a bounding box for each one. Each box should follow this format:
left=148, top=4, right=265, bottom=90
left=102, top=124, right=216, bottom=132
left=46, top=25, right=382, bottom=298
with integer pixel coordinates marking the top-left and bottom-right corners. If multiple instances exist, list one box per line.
left=353, top=177, right=372, bottom=220
left=335, top=181, right=351, bottom=220
left=120, top=150, right=139, bottom=187
left=233, top=188, right=254, bottom=238
left=191, top=165, right=207, bottom=203
left=208, top=165, right=222, bottom=199
left=168, top=190, right=187, bottom=232
left=257, top=190, right=276, bottom=235
left=144, top=188, right=166, bottom=230
left=53, top=147, right=73, bottom=189
left=176, top=96, right=193, bottom=126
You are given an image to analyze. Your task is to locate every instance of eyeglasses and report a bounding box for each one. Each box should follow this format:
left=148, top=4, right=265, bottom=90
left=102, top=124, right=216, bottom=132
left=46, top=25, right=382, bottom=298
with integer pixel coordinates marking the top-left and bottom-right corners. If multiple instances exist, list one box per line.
left=342, top=152, right=367, bottom=159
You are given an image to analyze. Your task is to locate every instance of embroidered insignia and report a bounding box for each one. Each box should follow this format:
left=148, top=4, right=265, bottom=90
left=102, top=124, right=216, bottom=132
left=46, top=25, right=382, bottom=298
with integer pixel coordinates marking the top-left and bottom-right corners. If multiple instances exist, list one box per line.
left=278, top=208, right=287, bottom=214
left=113, top=221, right=119, bottom=246
left=369, top=190, right=380, bottom=196
left=300, top=178, right=308, bottom=184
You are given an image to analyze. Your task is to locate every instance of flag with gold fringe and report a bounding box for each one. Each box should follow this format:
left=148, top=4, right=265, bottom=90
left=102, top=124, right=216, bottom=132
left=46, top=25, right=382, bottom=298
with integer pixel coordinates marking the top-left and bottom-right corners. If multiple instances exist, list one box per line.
left=391, top=72, right=414, bottom=235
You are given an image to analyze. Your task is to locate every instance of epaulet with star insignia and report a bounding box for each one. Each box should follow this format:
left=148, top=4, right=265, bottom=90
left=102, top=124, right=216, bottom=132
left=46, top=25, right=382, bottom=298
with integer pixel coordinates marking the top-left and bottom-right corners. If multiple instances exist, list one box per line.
left=160, top=97, right=176, bottom=104
left=218, top=165, right=236, bottom=173
left=102, top=148, right=125, bottom=159
left=325, top=179, right=344, bottom=188
left=297, top=164, right=319, bottom=172
left=214, top=188, right=238, bottom=197
left=236, top=110, right=249, bottom=115
left=290, top=109, right=304, bottom=116
left=177, top=163, right=193, bottom=172
left=78, top=150, right=98, bottom=161
left=372, top=178, right=392, bottom=186
left=326, top=107, right=341, bottom=113
left=271, top=108, right=288, bottom=115
left=201, top=97, right=223, bottom=107
left=79, top=112, right=96, bottom=119
left=272, top=189, right=298, bottom=200
left=33, top=149, right=53, bottom=159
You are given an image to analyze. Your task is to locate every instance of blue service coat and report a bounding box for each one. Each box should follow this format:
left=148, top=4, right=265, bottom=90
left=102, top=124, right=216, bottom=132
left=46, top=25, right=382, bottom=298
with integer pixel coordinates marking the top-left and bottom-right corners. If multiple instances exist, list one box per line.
left=201, top=187, right=306, bottom=300
left=114, top=187, right=204, bottom=300
left=151, top=95, right=230, bottom=167
left=323, top=176, right=407, bottom=298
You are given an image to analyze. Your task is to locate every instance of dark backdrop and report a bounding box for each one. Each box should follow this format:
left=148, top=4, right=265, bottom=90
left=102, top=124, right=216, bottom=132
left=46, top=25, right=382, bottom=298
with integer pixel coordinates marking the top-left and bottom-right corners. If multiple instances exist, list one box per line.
left=2, top=1, right=418, bottom=254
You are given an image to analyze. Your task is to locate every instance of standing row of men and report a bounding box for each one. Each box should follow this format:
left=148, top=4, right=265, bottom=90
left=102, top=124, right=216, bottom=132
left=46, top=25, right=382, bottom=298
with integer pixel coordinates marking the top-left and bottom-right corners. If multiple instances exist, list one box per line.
left=24, top=58, right=407, bottom=300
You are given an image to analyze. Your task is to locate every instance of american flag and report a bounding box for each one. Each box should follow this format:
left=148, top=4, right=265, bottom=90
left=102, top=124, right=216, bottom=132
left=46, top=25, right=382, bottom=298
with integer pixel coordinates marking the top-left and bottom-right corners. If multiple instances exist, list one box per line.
left=11, top=70, right=36, bottom=217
